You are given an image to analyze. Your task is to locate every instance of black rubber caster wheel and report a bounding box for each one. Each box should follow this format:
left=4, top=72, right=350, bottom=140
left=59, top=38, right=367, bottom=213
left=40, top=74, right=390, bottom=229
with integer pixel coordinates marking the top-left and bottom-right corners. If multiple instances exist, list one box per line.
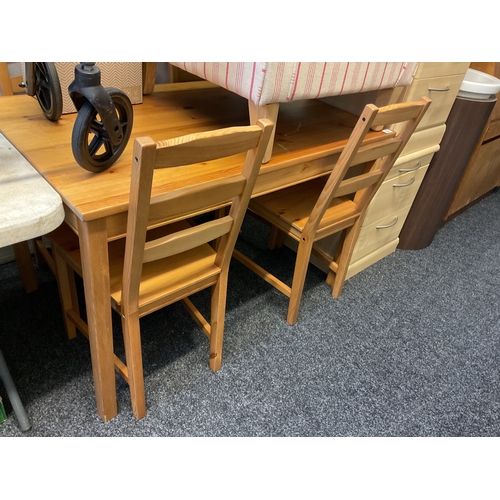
left=34, top=62, right=62, bottom=121
left=71, top=87, right=133, bottom=173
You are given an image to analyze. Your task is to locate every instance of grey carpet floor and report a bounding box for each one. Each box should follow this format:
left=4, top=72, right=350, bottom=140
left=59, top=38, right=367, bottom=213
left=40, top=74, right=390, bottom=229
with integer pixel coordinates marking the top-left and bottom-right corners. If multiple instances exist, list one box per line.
left=0, top=190, right=499, bottom=437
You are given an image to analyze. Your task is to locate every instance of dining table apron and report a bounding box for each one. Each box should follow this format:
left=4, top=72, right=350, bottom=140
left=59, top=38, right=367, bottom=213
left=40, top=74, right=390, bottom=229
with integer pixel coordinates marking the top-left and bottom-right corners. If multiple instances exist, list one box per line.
left=0, top=82, right=394, bottom=421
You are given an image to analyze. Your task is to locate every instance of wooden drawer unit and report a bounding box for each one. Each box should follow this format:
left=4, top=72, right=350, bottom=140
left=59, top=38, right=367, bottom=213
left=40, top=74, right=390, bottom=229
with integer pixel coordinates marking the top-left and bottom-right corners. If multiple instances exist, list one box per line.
left=292, top=63, right=471, bottom=281
left=346, top=62, right=470, bottom=277
left=409, top=74, right=465, bottom=130
left=390, top=76, right=464, bottom=132
left=400, top=124, right=446, bottom=157
left=413, top=62, right=470, bottom=80
left=346, top=240, right=399, bottom=279
left=362, top=164, right=429, bottom=227
left=386, top=149, right=436, bottom=181
left=352, top=205, right=413, bottom=262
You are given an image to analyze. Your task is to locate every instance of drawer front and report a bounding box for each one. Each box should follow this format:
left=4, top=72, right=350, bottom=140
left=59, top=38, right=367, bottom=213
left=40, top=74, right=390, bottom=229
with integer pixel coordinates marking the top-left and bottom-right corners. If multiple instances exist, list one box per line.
left=406, top=74, right=465, bottom=129
left=363, top=165, right=429, bottom=227
left=386, top=150, right=436, bottom=180
left=400, top=124, right=446, bottom=157
left=413, top=62, right=470, bottom=80
left=347, top=239, right=399, bottom=279
left=352, top=205, right=412, bottom=261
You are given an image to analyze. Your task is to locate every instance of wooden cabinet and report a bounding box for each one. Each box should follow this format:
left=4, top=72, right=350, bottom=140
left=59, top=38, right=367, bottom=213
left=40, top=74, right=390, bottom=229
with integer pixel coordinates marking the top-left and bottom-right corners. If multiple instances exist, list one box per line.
left=313, top=63, right=470, bottom=278
left=445, top=62, right=500, bottom=219
left=346, top=62, right=469, bottom=276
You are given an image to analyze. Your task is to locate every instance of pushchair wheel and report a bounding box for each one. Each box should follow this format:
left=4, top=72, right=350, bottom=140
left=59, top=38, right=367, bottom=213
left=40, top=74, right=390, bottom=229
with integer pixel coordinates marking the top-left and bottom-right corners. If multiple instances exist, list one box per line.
left=71, top=87, right=133, bottom=173
left=33, top=62, right=62, bottom=121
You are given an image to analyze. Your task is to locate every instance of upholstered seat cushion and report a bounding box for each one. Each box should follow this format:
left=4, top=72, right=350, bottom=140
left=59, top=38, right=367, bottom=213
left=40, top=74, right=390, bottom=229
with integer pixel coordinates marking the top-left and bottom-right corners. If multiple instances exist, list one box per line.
left=170, top=62, right=419, bottom=106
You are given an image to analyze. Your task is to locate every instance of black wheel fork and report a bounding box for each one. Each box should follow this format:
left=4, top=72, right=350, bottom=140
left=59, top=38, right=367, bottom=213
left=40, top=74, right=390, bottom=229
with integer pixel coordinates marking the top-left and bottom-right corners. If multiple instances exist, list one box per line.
left=68, top=62, right=125, bottom=147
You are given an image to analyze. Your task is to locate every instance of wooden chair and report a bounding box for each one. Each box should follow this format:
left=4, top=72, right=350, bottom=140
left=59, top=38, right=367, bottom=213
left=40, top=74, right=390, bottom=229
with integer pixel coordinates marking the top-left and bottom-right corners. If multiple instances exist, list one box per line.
left=47, top=119, right=274, bottom=419
left=233, top=97, right=431, bottom=325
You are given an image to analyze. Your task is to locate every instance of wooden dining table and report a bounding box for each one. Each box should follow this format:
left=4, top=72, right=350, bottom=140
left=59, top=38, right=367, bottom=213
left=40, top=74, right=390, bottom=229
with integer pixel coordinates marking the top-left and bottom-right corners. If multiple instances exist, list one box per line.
left=0, top=81, right=393, bottom=421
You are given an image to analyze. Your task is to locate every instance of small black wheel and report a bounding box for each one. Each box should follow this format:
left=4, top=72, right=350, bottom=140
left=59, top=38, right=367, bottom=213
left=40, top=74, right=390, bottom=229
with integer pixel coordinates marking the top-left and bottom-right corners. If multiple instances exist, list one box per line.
left=71, top=88, right=133, bottom=173
left=34, top=62, right=62, bottom=121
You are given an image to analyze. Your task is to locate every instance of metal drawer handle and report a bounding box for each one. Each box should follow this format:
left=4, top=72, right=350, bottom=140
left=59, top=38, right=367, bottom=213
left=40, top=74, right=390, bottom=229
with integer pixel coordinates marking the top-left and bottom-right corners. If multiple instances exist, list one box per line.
left=399, top=161, right=421, bottom=173
left=376, top=217, right=398, bottom=229
left=428, top=85, right=451, bottom=92
left=393, top=177, right=415, bottom=188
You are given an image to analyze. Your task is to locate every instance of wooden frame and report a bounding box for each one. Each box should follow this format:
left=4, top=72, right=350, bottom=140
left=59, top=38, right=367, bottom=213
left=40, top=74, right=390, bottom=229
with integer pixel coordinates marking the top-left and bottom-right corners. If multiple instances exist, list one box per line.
left=48, top=120, right=274, bottom=419
left=234, top=98, right=431, bottom=324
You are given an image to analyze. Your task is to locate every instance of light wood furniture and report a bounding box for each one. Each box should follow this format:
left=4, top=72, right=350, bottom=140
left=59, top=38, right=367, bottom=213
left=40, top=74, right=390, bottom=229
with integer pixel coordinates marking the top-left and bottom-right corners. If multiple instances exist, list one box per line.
left=47, top=120, right=274, bottom=419
left=0, top=84, right=394, bottom=421
left=234, top=98, right=431, bottom=324
left=318, top=63, right=470, bottom=273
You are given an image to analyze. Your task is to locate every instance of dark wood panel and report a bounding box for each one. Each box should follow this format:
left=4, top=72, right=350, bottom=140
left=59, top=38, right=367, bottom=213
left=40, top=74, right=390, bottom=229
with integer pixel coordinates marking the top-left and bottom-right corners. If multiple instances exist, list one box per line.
left=398, top=97, right=496, bottom=250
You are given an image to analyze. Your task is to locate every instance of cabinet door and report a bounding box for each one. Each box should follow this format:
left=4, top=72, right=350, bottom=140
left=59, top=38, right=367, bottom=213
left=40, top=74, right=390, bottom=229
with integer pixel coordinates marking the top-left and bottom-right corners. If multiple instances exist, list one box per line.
left=447, top=137, right=500, bottom=216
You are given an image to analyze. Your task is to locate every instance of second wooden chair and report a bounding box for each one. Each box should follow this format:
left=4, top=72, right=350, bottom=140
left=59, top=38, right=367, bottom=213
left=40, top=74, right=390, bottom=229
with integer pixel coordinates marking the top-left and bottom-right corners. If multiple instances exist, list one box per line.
left=48, top=119, right=274, bottom=419
left=234, top=98, right=431, bottom=325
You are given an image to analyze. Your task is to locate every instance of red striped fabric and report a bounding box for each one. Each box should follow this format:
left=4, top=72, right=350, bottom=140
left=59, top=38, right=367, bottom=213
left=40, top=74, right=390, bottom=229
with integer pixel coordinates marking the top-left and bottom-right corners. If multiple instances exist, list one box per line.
left=169, top=62, right=419, bottom=106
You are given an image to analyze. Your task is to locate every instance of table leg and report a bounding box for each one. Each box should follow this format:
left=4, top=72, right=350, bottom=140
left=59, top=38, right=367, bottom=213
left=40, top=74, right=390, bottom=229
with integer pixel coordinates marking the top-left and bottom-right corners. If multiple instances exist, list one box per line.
left=248, top=101, right=279, bottom=164
left=77, top=218, right=117, bottom=421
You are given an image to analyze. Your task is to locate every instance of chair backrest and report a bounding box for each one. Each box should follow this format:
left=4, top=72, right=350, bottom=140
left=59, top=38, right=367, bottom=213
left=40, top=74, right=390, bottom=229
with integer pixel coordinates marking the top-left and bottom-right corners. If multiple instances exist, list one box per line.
left=122, top=119, right=274, bottom=309
left=304, top=97, right=431, bottom=236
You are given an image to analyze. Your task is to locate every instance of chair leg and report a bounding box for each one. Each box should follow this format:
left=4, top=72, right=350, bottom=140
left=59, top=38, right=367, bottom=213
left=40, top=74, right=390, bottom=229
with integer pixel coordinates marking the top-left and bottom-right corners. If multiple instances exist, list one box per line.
left=287, top=238, right=314, bottom=325
left=13, top=241, right=38, bottom=293
left=121, top=310, right=146, bottom=419
left=268, top=226, right=286, bottom=249
left=53, top=249, right=79, bottom=340
left=330, top=222, right=362, bottom=298
left=209, top=274, right=228, bottom=372
left=326, top=230, right=346, bottom=287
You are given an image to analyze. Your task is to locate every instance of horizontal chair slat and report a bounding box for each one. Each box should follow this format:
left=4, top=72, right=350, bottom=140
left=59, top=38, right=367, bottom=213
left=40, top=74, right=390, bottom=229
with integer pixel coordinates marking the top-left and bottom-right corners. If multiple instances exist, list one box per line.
left=155, top=126, right=262, bottom=167
left=335, top=171, right=383, bottom=198
left=370, top=101, right=428, bottom=128
left=144, top=215, right=234, bottom=262
left=149, top=175, right=246, bottom=224
left=351, top=138, right=402, bottom=166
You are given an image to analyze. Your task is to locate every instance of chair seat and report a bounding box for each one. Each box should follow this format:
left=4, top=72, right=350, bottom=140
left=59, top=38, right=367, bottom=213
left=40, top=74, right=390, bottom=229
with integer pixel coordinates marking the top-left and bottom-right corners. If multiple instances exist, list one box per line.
left=109, top=238, right=219, bottom=314
left=249, top=176, right=360, bottom=239
left=50, top=221, right=220, bottom=316
left=237, top=97, right=431, bottom=325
